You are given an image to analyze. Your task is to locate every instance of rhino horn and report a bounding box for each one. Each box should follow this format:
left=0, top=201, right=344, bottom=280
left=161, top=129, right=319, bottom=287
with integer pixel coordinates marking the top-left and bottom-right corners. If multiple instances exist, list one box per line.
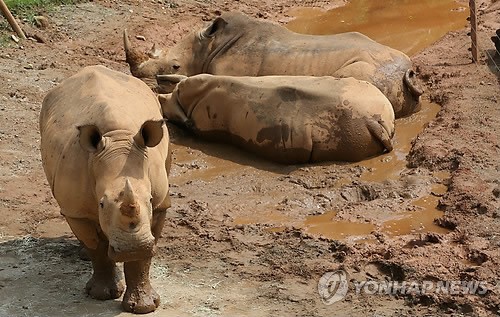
left=148, top=43, right=162, bottom=59
left=121, top=179, right=139, bottom=217
left=123, top=29, right=149, bottom=77
left=123, top=179, right=136, bottom=204
left=156, top=74, right=188, bottom=84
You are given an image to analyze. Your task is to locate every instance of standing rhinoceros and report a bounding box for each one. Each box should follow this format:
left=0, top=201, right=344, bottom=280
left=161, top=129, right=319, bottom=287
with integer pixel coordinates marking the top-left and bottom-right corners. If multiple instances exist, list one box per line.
left=39, top=65, right=170, bottom=314
left=124, top=12, right=423, bottom=118
left=157, top=74, right=395, bottom=164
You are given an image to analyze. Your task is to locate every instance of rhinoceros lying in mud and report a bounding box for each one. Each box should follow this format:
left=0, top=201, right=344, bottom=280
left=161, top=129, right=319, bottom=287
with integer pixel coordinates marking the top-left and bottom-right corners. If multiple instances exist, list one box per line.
left=157, top=74, right=395, bottom=164
left=39, top=65, right=171, bottom=314
left=124, top=12, right=423, bottom=118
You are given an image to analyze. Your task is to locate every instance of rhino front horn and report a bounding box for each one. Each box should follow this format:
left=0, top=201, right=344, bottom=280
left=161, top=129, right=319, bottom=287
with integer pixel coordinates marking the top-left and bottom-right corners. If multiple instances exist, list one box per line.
left=123, top=179, right=136, bottom=204
left=121, top=179, right=139, bottom=217
left=123, top=29, right=149, bottom=77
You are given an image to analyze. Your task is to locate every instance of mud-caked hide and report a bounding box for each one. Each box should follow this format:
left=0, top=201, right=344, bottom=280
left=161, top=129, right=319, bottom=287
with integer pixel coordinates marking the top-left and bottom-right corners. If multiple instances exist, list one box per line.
left=125, top=12, right=423, bottom=118
left=158, top=74, right=395, bottom=164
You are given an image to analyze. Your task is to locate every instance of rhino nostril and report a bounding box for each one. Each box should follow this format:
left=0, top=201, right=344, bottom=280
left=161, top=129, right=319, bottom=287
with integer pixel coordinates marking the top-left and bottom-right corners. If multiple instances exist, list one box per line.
left=129, top=221, right=138, bottom=230
left=172, top=64, right=180, bottom=71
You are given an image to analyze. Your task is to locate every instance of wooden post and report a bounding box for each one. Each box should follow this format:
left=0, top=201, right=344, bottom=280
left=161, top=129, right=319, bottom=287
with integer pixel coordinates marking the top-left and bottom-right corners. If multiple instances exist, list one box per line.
left=469, top=0, right=478, bottom=63
left=0, top=0, right=26, bottom=40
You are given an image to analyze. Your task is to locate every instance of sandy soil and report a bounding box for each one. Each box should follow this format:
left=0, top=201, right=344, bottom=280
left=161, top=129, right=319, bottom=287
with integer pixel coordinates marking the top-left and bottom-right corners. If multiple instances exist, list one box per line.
left=0, top=0, right=499, bottom=316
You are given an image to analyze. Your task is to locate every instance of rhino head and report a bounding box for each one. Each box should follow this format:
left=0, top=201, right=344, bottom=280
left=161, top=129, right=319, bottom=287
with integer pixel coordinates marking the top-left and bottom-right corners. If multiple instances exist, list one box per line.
left=124, top=15, right=237, bottom=86
left=78, top=120, right=165, bottom=262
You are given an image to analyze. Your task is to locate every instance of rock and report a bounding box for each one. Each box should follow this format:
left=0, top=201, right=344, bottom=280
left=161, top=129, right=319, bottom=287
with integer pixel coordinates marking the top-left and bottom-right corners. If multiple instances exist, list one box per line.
left=31, top=34, right=46, bottom=44
left=493, top=186, right=500, bottom=198
left=34, top=16, right=49, bottom=29
left=135, top=35, right=146, bottom=41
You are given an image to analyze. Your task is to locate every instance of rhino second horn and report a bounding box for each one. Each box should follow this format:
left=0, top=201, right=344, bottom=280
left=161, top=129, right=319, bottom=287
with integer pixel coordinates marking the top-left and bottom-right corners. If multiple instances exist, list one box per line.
left=148, top=43, right=162, bottom=59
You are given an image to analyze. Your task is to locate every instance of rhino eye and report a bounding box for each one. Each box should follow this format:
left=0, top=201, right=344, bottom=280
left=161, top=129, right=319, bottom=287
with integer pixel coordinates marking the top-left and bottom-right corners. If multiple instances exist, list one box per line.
left=99, top=200, right=104, bottom=209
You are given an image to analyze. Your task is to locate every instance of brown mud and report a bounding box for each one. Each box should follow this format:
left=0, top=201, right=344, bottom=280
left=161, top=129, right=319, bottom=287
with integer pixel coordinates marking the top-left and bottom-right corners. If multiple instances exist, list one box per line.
left=0, top=0, right=499, bottom=316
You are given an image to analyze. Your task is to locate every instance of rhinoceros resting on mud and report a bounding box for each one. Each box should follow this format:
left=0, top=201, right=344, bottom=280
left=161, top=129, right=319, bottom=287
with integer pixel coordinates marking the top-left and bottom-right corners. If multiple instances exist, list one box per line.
left=39, top=65, right=170, bottom=314
left=124, top=12, right=423, bottom=118
left=157, top=74, right=395, bottom=164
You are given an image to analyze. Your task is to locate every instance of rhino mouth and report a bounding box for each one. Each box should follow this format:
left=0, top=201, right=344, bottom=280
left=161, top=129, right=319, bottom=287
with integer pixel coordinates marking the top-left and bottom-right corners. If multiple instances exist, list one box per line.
left=108, top=242, right=156, bottom=262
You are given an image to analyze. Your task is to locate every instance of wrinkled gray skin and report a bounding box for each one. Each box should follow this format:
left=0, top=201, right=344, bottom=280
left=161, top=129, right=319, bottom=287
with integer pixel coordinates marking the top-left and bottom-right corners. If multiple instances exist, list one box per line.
left=39, top=65, right=171, bottom=314
left=124, top=12, right=423, bottom=118
left=157, top=74, right=395, bottom=164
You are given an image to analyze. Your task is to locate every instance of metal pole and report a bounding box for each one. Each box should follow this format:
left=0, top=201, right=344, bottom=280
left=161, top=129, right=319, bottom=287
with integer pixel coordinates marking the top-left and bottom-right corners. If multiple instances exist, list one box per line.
left=0, top=0, right=26, bottom=40
left=469, top=0, right=478, bottom=63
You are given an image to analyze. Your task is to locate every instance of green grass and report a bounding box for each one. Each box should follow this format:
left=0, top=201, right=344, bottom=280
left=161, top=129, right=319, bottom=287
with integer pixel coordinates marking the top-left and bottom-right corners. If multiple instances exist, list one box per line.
left=0, top=0, right=86, bottom=47
left=4, top=0, right=83, bottom=20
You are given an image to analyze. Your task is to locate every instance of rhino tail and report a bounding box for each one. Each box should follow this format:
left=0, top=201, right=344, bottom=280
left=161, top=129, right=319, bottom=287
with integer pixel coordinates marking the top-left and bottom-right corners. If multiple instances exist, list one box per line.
left=403, top=69, right=424, bottom=100
left=366, top=118, right=394, bottom=153
left=123, top=29, right=149, bottom=77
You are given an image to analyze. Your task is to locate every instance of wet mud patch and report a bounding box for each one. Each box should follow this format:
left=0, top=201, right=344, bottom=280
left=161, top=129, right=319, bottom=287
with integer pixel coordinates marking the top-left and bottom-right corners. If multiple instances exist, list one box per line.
left=1, top=0, right=500, bottom=315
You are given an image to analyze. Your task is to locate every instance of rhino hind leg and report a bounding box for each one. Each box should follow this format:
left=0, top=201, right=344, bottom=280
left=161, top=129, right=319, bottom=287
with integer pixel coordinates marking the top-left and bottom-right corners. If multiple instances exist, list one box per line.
left=366, top=118, right=394, bottom=152
left=122, top=259, right=159, bottom=314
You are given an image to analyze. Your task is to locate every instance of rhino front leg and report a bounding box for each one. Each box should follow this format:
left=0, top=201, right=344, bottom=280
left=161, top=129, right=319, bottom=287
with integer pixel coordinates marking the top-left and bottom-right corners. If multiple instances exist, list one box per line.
left=65, top=216, right=125, bottom=300
left=122, top=258, right=159, bottom=313
left=121, top=208, right=166, bottom=313
left=85, top=239, right=125, bottom=300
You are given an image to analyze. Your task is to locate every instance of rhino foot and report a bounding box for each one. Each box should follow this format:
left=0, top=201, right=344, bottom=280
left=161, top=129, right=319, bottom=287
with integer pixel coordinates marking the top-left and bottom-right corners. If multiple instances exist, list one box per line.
left=85, top=274, right=125, bottom=300
left=122, top=284, right=160, bottom=314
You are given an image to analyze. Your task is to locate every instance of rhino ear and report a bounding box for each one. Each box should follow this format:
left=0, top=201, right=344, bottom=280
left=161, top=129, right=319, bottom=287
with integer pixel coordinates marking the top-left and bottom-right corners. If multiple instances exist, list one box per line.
left=78, top=125, right=104, bottom=153
left=135, top=120, right=165, bottom=148
left=202, top=17, right=227, bottom=38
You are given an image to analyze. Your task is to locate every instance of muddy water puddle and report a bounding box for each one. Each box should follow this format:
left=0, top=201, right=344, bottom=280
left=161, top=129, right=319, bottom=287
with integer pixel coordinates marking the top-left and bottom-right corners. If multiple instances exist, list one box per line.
left=380, top=181, right=450, bottom=236
left=359, top=101, right=441, bottom=182
left=286, top=0, right=469, bottom=56
left=302, top=180, right=450, bottom=241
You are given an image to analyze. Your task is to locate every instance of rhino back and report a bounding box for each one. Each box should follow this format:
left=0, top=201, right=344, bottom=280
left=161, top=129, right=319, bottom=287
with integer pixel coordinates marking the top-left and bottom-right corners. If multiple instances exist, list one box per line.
left=308, top=78, right=395, bottom=162
left=174, top=74, right=394, bottom=163
left=209, top=14, right=411, bottom=78
left=40, top=65, right=164, bottom=218
left=177, top=75, right=346, bottom=163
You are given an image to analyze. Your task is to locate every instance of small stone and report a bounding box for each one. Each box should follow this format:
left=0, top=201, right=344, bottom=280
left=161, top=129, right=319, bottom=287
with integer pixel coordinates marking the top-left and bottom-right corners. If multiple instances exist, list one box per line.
left=493, top=186, right=500, bottom=198
left=24, top=64, right=34, bottom=70
left=135, top=35, right=146, bottom=41
left=34, top=16, right=49, bottom=29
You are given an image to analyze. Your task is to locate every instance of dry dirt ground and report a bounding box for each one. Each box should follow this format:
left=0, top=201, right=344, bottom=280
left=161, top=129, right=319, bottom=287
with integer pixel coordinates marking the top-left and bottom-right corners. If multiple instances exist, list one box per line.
left=0, top=0, right=499, bottom=316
